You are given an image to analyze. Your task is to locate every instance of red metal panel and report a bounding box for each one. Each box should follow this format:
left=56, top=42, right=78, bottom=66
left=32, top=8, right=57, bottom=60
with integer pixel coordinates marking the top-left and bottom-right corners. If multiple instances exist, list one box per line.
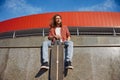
left=0, top=12, right=120, bottom=33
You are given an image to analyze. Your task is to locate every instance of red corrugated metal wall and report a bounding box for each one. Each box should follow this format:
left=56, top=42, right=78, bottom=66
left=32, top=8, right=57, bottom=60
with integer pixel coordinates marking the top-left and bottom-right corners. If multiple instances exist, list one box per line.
left=0, top=12, right=120, bottom=33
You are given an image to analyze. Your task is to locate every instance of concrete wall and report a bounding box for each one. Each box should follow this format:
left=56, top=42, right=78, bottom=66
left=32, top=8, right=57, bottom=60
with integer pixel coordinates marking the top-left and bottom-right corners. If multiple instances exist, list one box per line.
left=0, top=36, right=120, bottom=80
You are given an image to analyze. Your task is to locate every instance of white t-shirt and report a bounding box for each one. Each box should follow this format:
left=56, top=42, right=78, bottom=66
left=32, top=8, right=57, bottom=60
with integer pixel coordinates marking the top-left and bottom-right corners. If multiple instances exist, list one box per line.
left=55, top=27, right=62, bottom=42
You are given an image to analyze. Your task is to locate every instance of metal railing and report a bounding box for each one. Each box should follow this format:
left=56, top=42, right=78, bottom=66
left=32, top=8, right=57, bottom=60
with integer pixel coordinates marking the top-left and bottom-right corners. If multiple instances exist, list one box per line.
left=0, top=27, right=120, bottom=39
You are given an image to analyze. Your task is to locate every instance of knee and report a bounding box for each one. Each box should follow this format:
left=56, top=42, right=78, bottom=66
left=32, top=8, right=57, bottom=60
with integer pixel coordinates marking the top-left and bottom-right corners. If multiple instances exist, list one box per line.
left=42, top=41, right=48, bottom=46
left=67, top=41, right=73, bottom=46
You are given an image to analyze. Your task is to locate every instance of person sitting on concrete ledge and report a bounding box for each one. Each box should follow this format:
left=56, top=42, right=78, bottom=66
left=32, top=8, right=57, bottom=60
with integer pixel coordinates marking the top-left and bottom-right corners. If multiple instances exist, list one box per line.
left=41, top=14, right=74, bottom=69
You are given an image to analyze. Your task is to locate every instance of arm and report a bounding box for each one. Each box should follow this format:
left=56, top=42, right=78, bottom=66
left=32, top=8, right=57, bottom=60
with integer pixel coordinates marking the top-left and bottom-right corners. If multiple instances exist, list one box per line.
left=67, top=36, right=71, bottom=41
left=66, top=26, right=71, bottom=41
left=48, top=28, right=55, bottom=40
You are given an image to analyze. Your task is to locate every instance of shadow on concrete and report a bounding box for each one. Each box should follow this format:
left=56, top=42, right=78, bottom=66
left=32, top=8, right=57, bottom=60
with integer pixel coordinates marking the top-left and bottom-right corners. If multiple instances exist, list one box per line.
left=35, top=68, right=48, bottom=78
left=35, top=47, right=48, bottom=78
left=64, top=69, right=68, bottom=77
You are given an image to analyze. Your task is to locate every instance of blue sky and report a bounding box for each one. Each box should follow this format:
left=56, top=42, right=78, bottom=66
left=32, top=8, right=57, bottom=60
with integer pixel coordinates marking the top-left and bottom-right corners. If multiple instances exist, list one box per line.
left=0, top=0, right=120, bottom=21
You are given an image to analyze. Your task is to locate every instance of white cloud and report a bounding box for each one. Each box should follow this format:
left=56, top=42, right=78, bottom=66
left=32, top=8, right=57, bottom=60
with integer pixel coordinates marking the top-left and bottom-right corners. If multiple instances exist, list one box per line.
left=78, top=0, right=117, bottom=11
left=3, top=0, right=42, bottom=15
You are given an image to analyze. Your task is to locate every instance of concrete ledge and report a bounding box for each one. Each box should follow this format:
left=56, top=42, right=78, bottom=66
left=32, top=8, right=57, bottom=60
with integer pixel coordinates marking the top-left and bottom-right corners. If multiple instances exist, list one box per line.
left=1, top=44, right=120, bottom=48
left=1, top=47, right=120, bottom=80
left=1, top=36, right=120, bottom=80
left=1, top=36, right=120, bottom=47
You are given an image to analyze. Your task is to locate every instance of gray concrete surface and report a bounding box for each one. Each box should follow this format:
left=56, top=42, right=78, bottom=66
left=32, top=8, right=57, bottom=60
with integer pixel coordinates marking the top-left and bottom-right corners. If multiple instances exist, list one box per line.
left=0, top=36, right=120, bottom=80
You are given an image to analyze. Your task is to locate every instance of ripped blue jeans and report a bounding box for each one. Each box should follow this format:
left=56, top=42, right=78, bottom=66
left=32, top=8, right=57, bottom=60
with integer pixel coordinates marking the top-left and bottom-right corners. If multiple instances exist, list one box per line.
left=41, top=40, right=73, bottom=63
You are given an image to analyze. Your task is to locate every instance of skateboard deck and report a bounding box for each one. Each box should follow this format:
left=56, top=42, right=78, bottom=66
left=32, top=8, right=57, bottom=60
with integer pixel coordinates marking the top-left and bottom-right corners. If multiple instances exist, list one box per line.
left=50, top=44, right=64, bottom=80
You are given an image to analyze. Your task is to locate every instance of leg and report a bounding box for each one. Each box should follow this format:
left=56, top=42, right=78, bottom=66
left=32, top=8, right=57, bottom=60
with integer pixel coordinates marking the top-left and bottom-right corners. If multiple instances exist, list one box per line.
left=41, top=40, right=51, bottom=63
left=64, top=41, right=73, bottom=62
left=64, top=41, right=74, bottom=69
left=41, top=40, right=51, bottom=69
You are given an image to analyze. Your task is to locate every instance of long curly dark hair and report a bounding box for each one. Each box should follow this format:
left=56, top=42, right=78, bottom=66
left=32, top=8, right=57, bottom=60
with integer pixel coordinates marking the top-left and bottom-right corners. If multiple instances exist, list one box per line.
left=50, top=14, right=62, bottom=28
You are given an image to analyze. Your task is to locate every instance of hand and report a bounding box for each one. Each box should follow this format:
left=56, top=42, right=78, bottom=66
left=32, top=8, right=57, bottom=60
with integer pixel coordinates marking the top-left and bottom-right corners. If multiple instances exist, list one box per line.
left=54, top=35, right=61, bottom=40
